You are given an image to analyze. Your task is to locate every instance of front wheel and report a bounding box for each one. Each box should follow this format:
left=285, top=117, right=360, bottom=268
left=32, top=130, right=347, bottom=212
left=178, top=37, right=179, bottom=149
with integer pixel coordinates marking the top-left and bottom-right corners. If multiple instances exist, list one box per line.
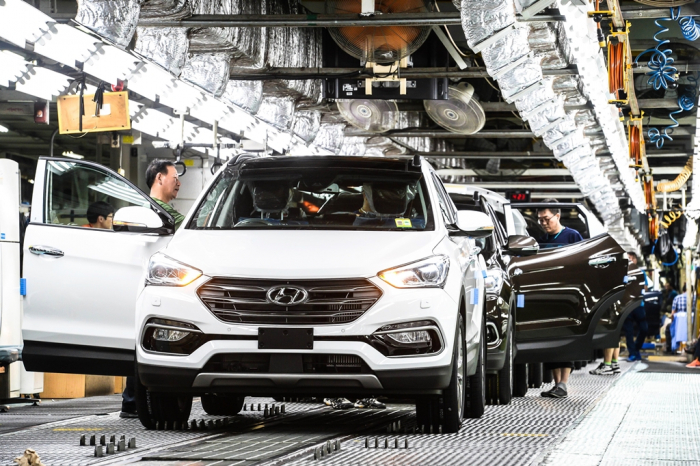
left=528, top=363, right=543, bottom=388
left=465, top=315, right=486, bottom=419
left=135, top=367, right=192, bottom=429
left=442, top=315, right=466, bottom=432
left=513, top=363, right=528, bottom=397
left=496, top=320, right=514, bottom=405
left=201, top=394, right=246, bottom=416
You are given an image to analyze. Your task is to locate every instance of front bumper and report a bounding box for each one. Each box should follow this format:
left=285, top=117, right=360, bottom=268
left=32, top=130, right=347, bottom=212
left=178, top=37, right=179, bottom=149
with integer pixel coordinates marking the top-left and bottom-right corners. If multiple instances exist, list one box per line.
left=136, top=276, right=459, bottom=396
left=138, top=360, right=452, bottom=396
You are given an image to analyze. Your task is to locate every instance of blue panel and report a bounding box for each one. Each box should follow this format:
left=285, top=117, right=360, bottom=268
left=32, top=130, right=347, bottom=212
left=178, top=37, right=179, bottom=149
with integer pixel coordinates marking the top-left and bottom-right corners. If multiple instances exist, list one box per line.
left=470, top=288, right=479, bottom=305
left=517, top=294, right=525, bottom=308
left=20, top=278, right=26, bottom=296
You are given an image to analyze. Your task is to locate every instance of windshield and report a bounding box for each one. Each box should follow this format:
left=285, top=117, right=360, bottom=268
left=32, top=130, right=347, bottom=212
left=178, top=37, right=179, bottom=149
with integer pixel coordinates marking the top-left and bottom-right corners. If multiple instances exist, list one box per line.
left=187, top=167, right=434, bottom=231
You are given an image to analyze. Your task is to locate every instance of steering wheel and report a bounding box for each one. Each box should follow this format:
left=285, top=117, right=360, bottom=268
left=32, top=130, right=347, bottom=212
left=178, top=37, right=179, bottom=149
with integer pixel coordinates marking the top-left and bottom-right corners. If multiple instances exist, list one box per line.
left=233, top=218, right=276, bottom=227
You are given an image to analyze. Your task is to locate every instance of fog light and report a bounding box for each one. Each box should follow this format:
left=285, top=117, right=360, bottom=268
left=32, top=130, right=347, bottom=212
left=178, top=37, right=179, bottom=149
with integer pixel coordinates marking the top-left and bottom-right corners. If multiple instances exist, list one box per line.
left=142, top=318, right=203, bottom=355
left=153, top=328, right=190, bottom=342
left=369, top=320, right=443, bottom=357
left=386, top=330, right=431, bottom=345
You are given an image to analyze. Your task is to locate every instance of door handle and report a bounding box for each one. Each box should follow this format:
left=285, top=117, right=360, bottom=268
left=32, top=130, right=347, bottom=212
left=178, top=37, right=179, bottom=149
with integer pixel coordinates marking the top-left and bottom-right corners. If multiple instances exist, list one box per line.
left=589, top=255, right=616, bottom=267
left=29, top=245, right=64, bottom=257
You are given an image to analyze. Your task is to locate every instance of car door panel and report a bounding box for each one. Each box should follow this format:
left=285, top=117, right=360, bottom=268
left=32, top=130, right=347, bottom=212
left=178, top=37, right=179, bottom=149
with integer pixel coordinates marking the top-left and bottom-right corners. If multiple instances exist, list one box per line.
left=510, top=234, right=628, bottom=363
left=22, top=158, right=172, bottom=376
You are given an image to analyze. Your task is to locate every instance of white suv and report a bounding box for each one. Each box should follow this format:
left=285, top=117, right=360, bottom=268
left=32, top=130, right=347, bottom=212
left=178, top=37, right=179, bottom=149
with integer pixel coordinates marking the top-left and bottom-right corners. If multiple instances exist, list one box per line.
left=22, top=155, right=493, bottom=432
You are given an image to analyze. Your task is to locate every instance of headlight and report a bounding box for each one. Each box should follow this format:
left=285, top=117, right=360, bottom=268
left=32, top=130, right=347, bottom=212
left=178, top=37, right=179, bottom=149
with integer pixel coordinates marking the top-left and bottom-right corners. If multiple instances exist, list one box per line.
left=378, top=255, right=449, bottom=288
left=484, top=269, right=504, bottom=295
left=146, top=252, right=202, bottom=287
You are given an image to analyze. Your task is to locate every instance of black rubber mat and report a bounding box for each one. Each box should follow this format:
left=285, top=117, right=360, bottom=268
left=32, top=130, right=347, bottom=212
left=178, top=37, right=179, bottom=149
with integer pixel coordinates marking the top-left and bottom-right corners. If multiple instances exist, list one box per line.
left=638, top=360, right=700, bottom=374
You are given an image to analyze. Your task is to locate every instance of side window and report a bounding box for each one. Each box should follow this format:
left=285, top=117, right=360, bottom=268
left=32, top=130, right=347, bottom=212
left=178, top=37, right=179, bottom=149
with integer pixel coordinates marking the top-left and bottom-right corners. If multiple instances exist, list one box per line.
left=44, top=160, right=150, bottom=227
left=430, top=173, right=457, bottom=225
left=511, top=209, right=530, bottom=237
left=486, top=204, right=507, bottom=246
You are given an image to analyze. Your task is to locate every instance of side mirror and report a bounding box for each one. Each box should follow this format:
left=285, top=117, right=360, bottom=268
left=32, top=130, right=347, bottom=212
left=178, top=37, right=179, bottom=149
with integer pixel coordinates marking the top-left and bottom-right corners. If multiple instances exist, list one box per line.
left=506, top=235, right=539, bottom=256
left=113, top=206, right=169, bottom=234
left=450, top=211, right=494, bottom=238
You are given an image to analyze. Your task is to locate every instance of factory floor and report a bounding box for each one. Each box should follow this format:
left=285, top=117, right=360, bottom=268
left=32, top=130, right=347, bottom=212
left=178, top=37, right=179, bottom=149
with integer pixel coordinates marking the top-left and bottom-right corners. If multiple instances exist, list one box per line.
left=0, top=359, right=697, bottom=466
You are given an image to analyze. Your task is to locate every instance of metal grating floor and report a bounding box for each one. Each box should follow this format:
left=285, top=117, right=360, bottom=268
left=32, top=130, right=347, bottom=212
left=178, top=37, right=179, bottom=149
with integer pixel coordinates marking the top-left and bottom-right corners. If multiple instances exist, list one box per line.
left=1, top=360, right=695, bottom=465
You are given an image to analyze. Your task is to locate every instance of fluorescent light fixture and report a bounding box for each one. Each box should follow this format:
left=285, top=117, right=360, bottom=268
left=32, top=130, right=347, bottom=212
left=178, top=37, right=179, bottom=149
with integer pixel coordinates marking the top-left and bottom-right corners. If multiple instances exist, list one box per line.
left=15, top=67, right=71, bottom=101
left=0, top=124, right=9, bottom=133
left=0, top=0, right=54, bottom=48
left=33, top=23, right=100, bottom=68
left=62, top=151, right=84, bottom=159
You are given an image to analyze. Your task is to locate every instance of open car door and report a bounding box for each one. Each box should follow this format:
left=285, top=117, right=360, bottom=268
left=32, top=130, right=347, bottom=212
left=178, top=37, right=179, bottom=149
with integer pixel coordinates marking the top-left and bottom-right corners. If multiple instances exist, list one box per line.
left=22, top=158, right=174, bottom=376
left=508, top=203, right=642, bottom=363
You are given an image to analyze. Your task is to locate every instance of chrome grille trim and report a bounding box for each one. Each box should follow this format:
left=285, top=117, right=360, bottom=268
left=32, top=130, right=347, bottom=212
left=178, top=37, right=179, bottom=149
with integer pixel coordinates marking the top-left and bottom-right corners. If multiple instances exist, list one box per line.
left=197, top=278, right=382, bottom=325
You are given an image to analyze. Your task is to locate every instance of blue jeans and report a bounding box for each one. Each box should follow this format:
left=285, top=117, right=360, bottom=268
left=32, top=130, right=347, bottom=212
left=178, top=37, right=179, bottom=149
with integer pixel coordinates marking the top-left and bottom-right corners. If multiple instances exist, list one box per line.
left=623, top=307, right=648, bottom=357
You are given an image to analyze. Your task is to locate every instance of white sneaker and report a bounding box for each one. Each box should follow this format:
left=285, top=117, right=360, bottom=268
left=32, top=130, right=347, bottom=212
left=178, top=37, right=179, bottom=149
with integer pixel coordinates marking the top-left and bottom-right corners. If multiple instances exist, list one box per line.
left=589, top=362, right=614, bottom=375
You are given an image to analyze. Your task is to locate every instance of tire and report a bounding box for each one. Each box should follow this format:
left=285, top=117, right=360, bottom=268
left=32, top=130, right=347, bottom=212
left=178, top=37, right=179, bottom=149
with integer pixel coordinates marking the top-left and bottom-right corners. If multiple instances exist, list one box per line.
left=465, top=315, right=486, bottom=419
left=580, top=360, right=588, bottom=368
left=415, top=396, right=439, bottom=432
left=442, top=315, right=466, bottom=432
left=496, top=320, right=514, bottom=405
left=528, top=363, right=543, bottom=388
left=135, top=369, right=155, bottom=430
left=135, top=366, right=192, bottom=429
left=201, top=394, right=245, bottom=416
left=513, top=363, right=528, bottom=397
left=543, top=369, right=553, bottom=384
left=574, top=361, right=582, bottom=370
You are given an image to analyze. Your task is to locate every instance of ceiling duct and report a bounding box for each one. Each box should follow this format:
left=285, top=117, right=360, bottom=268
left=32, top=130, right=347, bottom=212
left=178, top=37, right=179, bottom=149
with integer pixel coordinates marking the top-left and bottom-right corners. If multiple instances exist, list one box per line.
left=325, top=0, right=434, bottom=64
left=424, top=83, right=486, bottom=135
left=336, top=99, right=399, bottom=133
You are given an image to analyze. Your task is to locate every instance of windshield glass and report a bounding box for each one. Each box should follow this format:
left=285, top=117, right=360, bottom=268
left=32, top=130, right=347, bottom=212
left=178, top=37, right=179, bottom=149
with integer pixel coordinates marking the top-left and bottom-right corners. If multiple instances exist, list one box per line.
left=187, top=167, right=434, bottom=231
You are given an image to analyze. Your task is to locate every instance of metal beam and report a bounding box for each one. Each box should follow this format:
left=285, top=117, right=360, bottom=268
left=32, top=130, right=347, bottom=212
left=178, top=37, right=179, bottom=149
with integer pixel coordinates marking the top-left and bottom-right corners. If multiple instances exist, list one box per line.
left=634, top=62, right=700, bottom=74
left=420, top=151, right=556, bottom=158
left=137, top=11, right=562, bottom=28
left=446, top=182, right=580, bottom=190
left=347, top=126, right=697, bottom=139
left=622, top=4, right=700, bottom=20
left=438, top=168, right=572, bottom=176
left=139, top=12, right=464, bottom=28
left=344, top=130, right=537, bottom=138
left=229, top=66, right=579, bottom=80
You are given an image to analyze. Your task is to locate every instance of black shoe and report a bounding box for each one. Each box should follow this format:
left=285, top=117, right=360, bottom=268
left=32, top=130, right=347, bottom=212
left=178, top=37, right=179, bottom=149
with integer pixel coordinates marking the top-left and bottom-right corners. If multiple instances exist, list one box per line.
left=542, top=386, right=568, bottom=398
left=328, top=398, right=354, bottom=409
left=119, top=410, right=138, bottom=419
left=540, top=386, right=556, bottom=397
left=354, top=398, right=386, bottom=409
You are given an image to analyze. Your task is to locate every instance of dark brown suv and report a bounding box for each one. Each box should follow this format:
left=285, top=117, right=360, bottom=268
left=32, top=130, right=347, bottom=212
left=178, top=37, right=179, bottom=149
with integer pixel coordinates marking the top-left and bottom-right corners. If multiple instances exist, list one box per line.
left=449, top=190, right=644, bottom=402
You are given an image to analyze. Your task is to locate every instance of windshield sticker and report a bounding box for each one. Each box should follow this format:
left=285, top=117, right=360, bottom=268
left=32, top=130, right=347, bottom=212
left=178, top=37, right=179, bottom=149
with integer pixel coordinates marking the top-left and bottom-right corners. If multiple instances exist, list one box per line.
left=395, top=218, right=412, bottom=228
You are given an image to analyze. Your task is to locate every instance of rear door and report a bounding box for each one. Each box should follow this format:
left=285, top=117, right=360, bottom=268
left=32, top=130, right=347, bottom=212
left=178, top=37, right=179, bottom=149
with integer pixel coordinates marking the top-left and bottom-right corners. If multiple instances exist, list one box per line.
left=22, top=158, right=173, bottom=376
left=508, top=204, right=630, bottom=363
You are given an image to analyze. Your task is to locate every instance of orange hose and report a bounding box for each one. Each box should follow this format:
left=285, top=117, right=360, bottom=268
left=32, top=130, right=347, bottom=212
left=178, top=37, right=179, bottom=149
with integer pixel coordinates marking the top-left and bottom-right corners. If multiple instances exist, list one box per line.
left=608, top=41, right=627, bottom=96
left=629, top=125, right=642, bottom=165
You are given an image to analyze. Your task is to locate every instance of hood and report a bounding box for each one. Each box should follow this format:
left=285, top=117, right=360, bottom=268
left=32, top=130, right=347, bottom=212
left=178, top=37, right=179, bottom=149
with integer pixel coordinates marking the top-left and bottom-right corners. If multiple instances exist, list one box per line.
left=164, top=229, right=443, bottom=279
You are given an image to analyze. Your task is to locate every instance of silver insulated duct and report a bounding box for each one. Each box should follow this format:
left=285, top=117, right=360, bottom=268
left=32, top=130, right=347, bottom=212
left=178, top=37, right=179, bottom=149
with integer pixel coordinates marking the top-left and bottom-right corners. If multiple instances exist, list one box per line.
left=75, top=0, right=140, bottom=47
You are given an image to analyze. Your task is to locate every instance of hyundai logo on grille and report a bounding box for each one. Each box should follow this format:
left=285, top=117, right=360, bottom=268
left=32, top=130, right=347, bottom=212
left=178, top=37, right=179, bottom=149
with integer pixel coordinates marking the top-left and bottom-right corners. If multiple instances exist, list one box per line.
left=266, top=285, right=309, bottom=306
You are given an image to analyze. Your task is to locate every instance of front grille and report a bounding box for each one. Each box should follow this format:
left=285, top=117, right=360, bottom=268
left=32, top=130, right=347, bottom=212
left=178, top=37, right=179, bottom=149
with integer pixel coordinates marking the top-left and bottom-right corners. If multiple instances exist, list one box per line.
left=203, top=353, right=369, bottom=374
left=197, top=278, right=382, bottom=325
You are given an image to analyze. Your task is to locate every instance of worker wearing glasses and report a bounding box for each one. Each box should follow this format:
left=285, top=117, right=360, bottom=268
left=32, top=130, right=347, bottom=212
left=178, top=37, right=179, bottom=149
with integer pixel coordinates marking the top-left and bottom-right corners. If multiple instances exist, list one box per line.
left=536, top=199, right=582, bottom=399
left=536, top=199, right=582, bottom=248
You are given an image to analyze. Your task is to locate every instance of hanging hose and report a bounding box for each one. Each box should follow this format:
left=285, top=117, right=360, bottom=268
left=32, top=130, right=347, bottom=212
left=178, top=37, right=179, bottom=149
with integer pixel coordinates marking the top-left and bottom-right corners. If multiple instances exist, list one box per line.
left=648, top=93, right=695, bottom=148
left=644, top=177, right=656, bottom=211
left=634, top=14, right=677, bottom=91
left=673, top=8, right=700, bottom=40
left=629, top=124, right=643, bottom=166
left=660, top=207, right=684, bottom=228
left=649, top=215, right=659, bottom=241
left=608, top=41, right=627, bottom=96
left=657, top=156, right=693, bottom=192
